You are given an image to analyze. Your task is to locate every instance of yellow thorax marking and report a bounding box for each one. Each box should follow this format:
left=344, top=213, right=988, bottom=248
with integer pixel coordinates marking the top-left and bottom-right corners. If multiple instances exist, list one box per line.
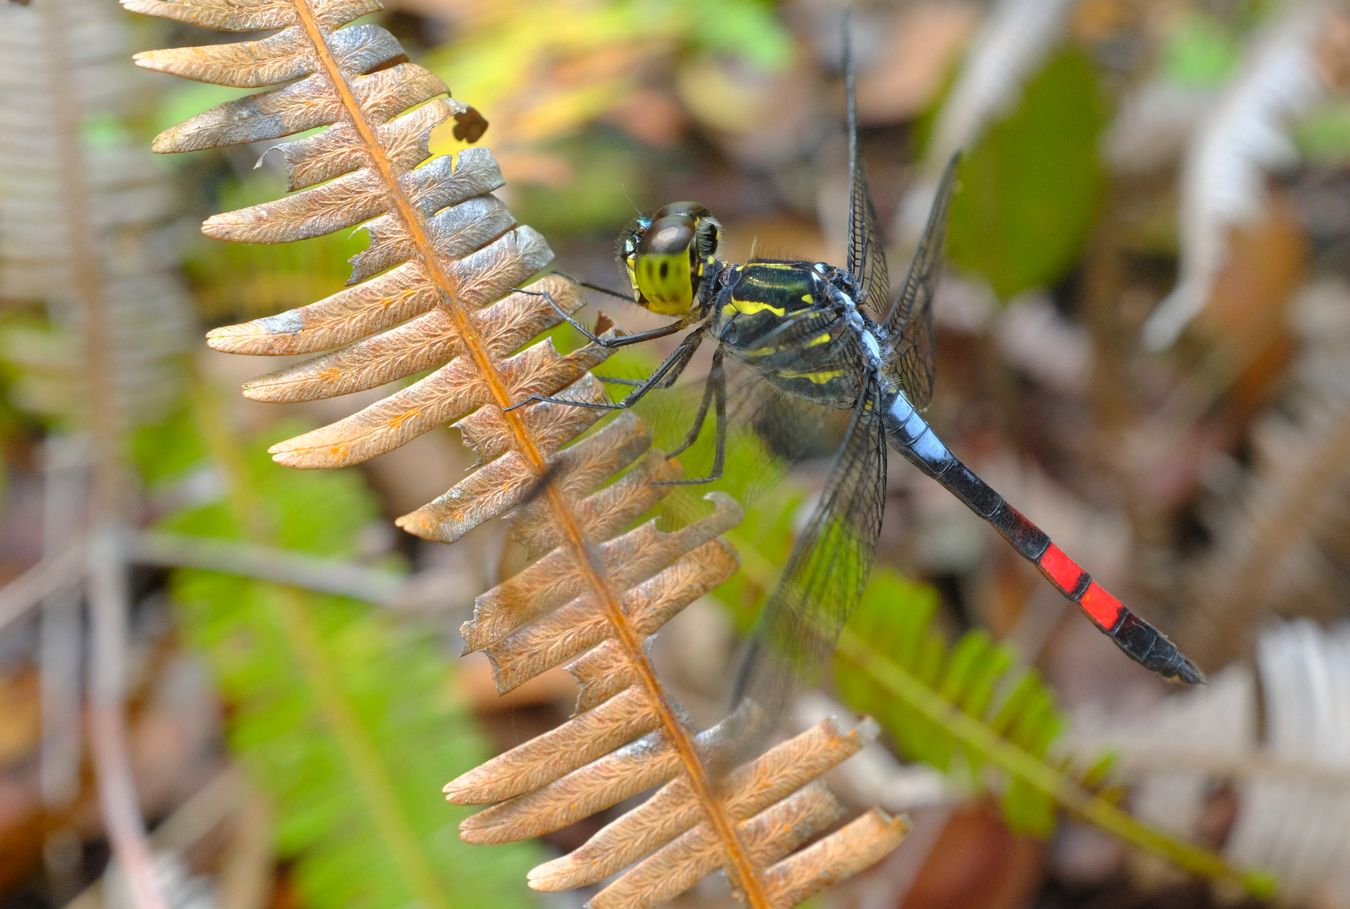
left=725, top=296, right=786, bottom=317
left=779, top=368, right=845, bottom=385
left=746, top=331, right=832, bottom=358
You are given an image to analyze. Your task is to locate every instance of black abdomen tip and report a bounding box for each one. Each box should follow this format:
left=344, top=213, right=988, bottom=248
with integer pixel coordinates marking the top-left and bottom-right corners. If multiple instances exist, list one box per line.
left=1112, top=613, right=1206, bottom=685
left=1166, top=651, right=1207, bottom=686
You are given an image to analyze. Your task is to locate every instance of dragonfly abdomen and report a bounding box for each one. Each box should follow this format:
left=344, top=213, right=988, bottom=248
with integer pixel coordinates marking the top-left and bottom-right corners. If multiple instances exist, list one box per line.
left=880, top=390, right=1203, bottom=684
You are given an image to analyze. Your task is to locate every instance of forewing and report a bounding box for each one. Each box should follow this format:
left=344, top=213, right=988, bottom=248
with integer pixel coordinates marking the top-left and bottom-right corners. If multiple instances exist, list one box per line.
left=844, top=24, right=891, bottom=323
left=732, top=379, right=889, bottom=725
left=881, top=154, right=960, bottom=410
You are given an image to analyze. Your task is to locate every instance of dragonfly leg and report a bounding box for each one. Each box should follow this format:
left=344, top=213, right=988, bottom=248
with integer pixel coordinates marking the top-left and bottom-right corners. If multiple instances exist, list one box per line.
left=657, top=348, right=727, bottom=486
left=504, top=327, right=704, bottom=413
left=666, top=349, right=720, bottom=457
left=514, top=285, right=687, bottom=349
left=551, top=271, right=632, bottom=303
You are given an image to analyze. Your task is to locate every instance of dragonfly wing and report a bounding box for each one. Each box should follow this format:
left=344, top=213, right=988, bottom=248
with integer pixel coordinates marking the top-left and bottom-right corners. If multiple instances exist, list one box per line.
left=732, top=377, right=889, bottom=724
left=844, top=22, right=891, bottom=323
left=636, top=309, right=852, bottom=494
left=881, top=153, right=960, bottom=411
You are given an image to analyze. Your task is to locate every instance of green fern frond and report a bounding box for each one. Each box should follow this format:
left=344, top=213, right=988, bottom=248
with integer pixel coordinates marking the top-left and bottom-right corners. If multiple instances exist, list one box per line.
left=834, top=581, right=1063, bottom=836
left=158, top=415, right=540, bottom=909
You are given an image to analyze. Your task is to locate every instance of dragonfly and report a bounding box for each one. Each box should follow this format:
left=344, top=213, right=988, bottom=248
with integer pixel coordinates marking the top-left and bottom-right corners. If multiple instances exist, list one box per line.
left=511, top=26, right=1204, bottom=700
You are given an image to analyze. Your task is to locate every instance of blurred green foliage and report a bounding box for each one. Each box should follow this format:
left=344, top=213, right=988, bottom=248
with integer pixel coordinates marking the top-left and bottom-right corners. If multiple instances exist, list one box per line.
left=149, top=414, right=539, bottom=909
left=420, top=0, right=792, bottom=238
left=187, top=177, right=368, bottom=320
left=427, top=0, right=790, bottom=122
left=150, top=80, right=242, bottom=143
left=511, top=135, right=653, bottom=239
left=1295, top=101, right=1350, bottom=164
left=0, top=311, right=74, bottom=434
left=836, top=585, right=1067, bottom=837
left=946, top=47, right=1108, bottom=300
left=1161, top=11, right=1243, bottom=88
left=128, top=405, right=207, bottom=488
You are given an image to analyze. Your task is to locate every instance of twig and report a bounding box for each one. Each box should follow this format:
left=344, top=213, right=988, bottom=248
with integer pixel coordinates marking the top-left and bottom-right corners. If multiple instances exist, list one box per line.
left=39, top=436, right=89, bottom=906
left=87, top=524, right=170, bottom=909
left=128, top=530, right=406, bottom=605
left=0, top=542, right=85, bottom=635
left=64, top=768, right=273, bottom=909
left=1082, top=745, right=1350, bottom=789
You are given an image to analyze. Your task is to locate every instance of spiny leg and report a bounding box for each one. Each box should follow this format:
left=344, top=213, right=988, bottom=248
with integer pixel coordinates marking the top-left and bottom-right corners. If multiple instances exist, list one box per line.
left=504, top=327, right=705, bottom=413
left=551, top=271, right=632, bottom=303
left=514, top=284, right=686, bottom=349
left=658, top=348, right=728, bottom=486
left=666, top=355, right=719, bottom=458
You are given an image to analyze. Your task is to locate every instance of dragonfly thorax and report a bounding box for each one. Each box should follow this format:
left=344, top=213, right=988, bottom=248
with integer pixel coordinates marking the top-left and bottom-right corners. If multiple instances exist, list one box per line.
left=619, top=202, right=722, bottom=316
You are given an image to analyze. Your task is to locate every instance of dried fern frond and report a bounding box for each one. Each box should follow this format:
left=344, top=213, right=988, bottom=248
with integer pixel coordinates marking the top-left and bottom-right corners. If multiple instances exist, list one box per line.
left=1071, top=620, right=1349, bottom=904
left=0, top=0, right=192, bottom=431
left=129, top=0, right=905, bottom=904
left=1143, top=2, right=1333, bottom=350
left=1180, top=279, right=1350, bottom=667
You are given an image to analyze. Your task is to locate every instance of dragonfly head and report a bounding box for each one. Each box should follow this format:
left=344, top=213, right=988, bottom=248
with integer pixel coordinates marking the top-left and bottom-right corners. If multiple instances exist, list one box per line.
left=619, top=202, right=721, bottom=316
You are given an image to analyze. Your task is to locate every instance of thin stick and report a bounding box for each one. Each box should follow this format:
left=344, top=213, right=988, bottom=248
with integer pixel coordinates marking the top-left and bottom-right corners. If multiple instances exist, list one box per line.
left=87, top=525, right=169, bottom=909
left=0, top=543, right=85, bottom=635
left=128, top=531, right=406, bottom=605
left=38, top=438, right=89, bottom=903
left=64, top=769, right=274, bottom=909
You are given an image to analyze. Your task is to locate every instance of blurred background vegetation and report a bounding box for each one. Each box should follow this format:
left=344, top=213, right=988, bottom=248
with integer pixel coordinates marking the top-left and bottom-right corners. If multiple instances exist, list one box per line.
left=2, top=0, right=1349, bottom=907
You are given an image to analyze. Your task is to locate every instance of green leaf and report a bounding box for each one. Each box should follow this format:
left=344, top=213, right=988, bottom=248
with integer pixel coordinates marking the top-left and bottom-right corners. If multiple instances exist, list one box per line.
left=129, top=406, right=209, bottom=487
left=602, top=332, right=1265, bottom=891
left=1294, top=100, right=1350, bottom=165
left=946, top=46, right=1108, bottom=299
left=1160, top=12, right=1243, bottom=88
left=685, top=0, right=793, bottom=69
left=827, top=576, right=1269, bottom=889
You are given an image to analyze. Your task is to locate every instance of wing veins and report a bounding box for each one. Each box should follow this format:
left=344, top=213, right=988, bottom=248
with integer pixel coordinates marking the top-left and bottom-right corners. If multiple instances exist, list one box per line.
left=879, top=153, right=960, bottom=410
left=844, top=20, right=892, bottom=324
left=733, top=378, right=889, bottom=722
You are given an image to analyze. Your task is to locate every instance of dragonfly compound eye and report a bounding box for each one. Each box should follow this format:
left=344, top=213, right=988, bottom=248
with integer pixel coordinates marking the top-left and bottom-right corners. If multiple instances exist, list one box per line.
left=625, top=202, right=719, bottom=316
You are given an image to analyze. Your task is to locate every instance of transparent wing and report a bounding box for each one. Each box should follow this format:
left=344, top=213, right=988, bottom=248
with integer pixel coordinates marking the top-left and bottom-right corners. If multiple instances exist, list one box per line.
left=844, top=23, right=891, bottom=323
left=634, top=308, right=857, bottom=497
left=881, top=153, right=960, bottom=410
left=731, top=378, right=889, bottom=725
